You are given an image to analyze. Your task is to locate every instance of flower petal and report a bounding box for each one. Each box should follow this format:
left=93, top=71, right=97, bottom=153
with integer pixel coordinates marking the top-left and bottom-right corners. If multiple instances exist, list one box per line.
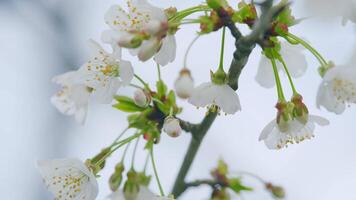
left=215, top=84, right=241, bottom=114
left=256, top=55, right=276, bottom=88
left=154, top=35, right=176, bottom=66
left=259, top=119, right=277, bottom=141
left=119, top=60, right=134, bottom=85
left=138, top=39, right=160, bottom=62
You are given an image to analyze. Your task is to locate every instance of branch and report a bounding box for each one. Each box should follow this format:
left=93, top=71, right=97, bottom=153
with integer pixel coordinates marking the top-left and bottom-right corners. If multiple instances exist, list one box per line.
left=172, top=111, right=218, bottom=197
left=185, top=179, right=225, bottom=188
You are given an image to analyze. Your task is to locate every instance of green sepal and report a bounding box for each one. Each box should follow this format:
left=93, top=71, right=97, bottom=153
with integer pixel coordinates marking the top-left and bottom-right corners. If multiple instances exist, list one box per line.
left=137, top=172, right=152, bottom=186
left=228, top=178, right=253, bottom=194
left=156, top=80, right=167, bottom=99
left=275, top=0, right=295, bottom=27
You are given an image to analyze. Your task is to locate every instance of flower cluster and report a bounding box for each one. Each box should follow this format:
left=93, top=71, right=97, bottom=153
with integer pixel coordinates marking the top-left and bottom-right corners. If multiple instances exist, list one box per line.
left=41, top=0, right=356, bottom=199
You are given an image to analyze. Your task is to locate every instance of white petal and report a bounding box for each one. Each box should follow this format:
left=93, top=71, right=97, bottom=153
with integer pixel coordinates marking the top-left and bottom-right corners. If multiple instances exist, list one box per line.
left=101, top=30, right=122, bottom=59
left=309, top=115, right=330, bottom=126
left=137, top=187, right=157, bottom=200
left=132, top=0, right=167, bottom=22
left=259, top=119, right=277, bottom=141
left=215, top=84, right=241, bottom=114
left=119, top=60, right=134, bottom=85
left=104, top=5, right=130, bottom=31
left=263, top=128, right=289, bottom=150
left=174, top=73, right=194, bottom=99
left=108, top=190, right=125, bottom=200
left=188, top=82, right=216, bottom=108
left=154, top=35, right=177, bottom=66
left=280, top=42, right=307, bottom=78
left=316, top=78, right=346, bottom=114
left=255, top=55, right=276, bottom=88
left=91, top=78, right=121, bottom=104
left=138, top=39, right=160, bottom=62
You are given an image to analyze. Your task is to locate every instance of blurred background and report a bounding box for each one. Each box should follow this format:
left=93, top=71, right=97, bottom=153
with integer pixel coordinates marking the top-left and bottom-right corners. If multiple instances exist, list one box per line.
left=0, top=0, right=355, bottom=199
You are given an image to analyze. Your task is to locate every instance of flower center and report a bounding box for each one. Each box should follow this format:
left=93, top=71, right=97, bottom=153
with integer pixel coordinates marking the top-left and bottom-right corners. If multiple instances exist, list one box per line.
left=332, top=78, right=356, bottom=104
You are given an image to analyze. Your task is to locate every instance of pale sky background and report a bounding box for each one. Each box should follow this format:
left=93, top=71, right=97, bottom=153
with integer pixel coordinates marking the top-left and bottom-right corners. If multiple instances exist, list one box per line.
left=0, top=0, right=355, bottom=200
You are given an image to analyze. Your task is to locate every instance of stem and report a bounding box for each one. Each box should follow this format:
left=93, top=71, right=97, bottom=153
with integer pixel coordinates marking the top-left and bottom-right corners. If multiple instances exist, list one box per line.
left=270, top=56, right=286, bottom=101
left=278, top=55, right=298, bottom=95
left=134, top=74, right=150, bottom=90
left=143, top=151, right=150, bottom=173
left=287, top=33, right=328, bottom=66
left=218, top=27, right=226, bottom=71
left=131, top=137, right=140, bottom=169
left=172, top=111, right=218, bottom=198
left=150, top=147, right=165, bottom=196
left=120, top=141, right=131, bottom=163
left=156, top=63, right=161, bottom=81
left=110, top=127, right=129, bottom=146
left=183, top=35, right=200, bottom=68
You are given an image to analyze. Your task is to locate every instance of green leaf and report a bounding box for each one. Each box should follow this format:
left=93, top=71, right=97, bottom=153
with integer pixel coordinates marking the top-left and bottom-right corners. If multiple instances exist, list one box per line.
left=113, top=103, right=144, bottom=113
left=114, top=95, right=135, bottom=104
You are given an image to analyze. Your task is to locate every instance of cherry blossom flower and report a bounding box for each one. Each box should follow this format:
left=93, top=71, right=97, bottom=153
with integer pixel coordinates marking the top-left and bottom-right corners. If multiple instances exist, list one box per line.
left=256, top=42, right=307, bottom=88
left=51, top=71, right=90, bottom=124
left=174, top=69, right=194, bottom=99
left=317, top=64, right=356, bottom=114
left=108, top=187, right=174, bottom=200
left=188, top=82, right=241, bottom=114
left=259, top=115, right=329, bottom=149
left=37, top=158, right=98, bottom=200
left=163, top=116, right=182, bottom=137
left=103, top=0, right=176, bottom=66
left=78, top=40, right=134, bottom=104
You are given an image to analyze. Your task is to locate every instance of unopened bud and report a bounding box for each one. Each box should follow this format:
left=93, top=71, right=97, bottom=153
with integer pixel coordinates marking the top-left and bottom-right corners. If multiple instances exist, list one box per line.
left=163, top=116, right=182, bottom=137
left=109, top=162, right=125, bottom=191
left=133, top=89, right=151, bottom=107
left=123, top=170, right=140, bottom=200
left=266, top=183, right=285, bottom=199
left=174, top=69, right=194, bottom=99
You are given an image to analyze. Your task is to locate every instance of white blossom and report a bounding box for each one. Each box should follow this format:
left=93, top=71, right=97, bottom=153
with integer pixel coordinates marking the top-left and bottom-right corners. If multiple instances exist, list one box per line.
left=133, top=89, right=150, bottom=107
left=78, top=40, right=134, bottom=104
left=103, top=0, right=176, bottom=66
left=37, top=158, right=98, bottom=200
left=259, top=115, right=329, bottom=149
left=51, top=71, right=90, bottom=124
left=174, top=70, right=194, bottom=99
left=256, top=42, right=307, bottom=88
left=317, top=64, right=356, bottom=114
left=109, top=187, right=174, bottom=200
left=163, top=116, right=182, bottom=137
left=188, top=82, right=241, bottom=114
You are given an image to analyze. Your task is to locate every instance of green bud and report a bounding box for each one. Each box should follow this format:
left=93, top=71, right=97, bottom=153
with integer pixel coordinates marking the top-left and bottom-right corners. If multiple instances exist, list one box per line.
left=123, top=170, right=140, bottom=200
left=109, top=163, right=125, bottom=191
left=266, top=183, right=286, bottom=199
left=276, top=101, right=294, bottom=132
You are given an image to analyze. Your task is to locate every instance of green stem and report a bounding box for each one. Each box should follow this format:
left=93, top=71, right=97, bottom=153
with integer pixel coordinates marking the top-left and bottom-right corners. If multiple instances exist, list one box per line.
left=150, top=147, right=165, bottom=196
left=120, top=141, right=131, bottom=163
left=143, top=151, right=150, bottom=173
left=270, top=57, right=286, bottom=101
left=278, top=55, right=298, bottom=95
left=218, top=27, right=226, bottom=71
left=156, top=63, right=161, bottom=81
left=131, top=137, right=140, bottom=169
left=134, top=74, right=150, bottom=90
left=169, top=6, right=210, bottom=22
left=287, top=33, right=328, bottom=66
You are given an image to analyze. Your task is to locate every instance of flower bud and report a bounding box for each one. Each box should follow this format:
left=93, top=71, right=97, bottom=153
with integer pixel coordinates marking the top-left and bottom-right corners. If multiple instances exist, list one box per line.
left=123, top=170, right=140, bottom=200
left=266, top=183, right=285, bottom=199
left=109, top=162, right=125, bottom=191
left=163, top=116, right=182, bottom=137
left=133, top=89, right=151, bottom=107
left=174, top=69, right=194, bottom=99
